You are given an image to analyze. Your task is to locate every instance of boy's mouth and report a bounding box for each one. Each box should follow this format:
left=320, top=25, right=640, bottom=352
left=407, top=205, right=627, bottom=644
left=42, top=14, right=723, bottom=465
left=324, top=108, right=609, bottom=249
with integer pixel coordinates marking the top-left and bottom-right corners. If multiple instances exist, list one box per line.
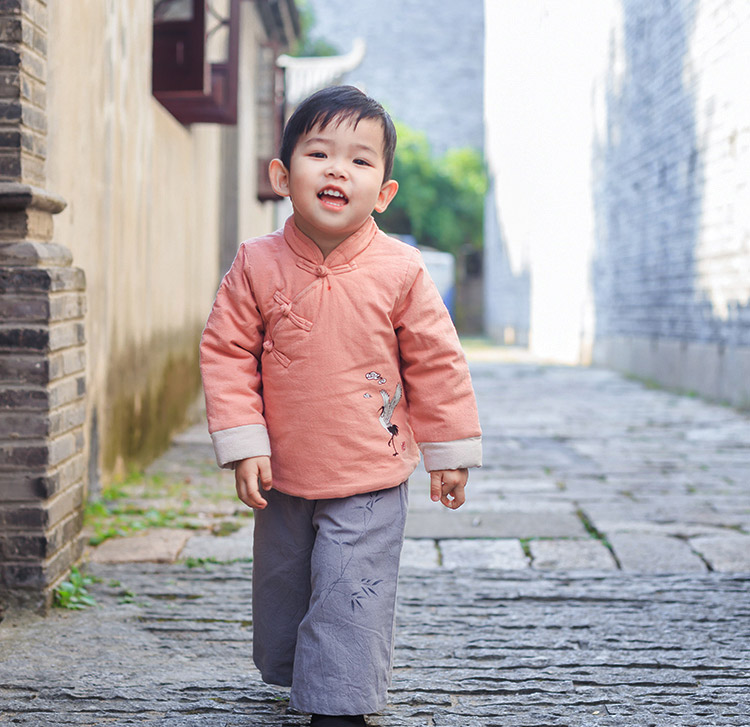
left=317, top=186, right=348, bottom=206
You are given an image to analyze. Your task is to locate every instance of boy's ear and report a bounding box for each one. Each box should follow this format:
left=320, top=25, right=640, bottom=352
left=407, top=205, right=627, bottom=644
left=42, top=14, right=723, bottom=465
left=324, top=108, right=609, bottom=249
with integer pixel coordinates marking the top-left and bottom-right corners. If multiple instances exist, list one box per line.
left=268, top=158, right=291, bottom=198
left=374, top=179, right=399, bottom=213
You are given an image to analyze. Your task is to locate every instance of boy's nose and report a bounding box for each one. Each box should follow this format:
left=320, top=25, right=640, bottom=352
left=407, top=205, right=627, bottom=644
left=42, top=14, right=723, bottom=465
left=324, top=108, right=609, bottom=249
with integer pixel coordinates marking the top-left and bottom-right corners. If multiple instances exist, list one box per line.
left=325, top=160, right=347, bottom=178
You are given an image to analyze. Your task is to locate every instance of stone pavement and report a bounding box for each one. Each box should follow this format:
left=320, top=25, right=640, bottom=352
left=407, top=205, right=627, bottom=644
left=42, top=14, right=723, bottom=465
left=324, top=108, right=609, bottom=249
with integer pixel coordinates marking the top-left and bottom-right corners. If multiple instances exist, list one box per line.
left=1, top=352, right=750, bottom=725
left=403, top=357, right=750, bottom=573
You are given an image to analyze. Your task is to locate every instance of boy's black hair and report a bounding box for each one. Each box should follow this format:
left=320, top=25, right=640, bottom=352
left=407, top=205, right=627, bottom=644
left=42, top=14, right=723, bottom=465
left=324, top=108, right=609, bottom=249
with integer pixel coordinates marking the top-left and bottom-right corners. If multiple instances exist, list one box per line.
left=279, top=85, right=397, bottom=181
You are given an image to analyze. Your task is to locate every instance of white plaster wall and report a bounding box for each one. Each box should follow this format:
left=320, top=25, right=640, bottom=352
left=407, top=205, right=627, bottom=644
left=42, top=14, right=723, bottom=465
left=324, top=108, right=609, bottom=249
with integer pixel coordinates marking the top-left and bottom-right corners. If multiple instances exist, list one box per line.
left=46, top=0, right=222, bottom=371
left=43, top=0, right=275, bottom=474
left=484, top=0, right=618, bottom=363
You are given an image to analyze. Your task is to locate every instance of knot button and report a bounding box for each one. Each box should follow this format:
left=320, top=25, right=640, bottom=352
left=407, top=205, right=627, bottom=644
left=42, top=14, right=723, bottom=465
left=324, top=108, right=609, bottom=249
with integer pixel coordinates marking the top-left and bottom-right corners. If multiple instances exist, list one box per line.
left=279, top=303, right=292, bottom=316
left=315, top=265, right=329, bottom=277
left=263, top=340, right=274, bottom=352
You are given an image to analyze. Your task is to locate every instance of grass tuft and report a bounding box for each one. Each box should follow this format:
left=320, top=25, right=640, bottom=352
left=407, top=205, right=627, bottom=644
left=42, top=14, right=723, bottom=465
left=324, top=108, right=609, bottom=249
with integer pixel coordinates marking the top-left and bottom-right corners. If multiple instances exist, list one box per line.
left=54, top=567, right=97, bottom=610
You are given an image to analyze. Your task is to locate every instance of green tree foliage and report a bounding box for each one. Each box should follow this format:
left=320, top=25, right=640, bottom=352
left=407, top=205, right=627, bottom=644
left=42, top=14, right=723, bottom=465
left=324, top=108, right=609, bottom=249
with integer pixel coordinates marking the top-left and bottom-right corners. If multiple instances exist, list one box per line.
left=289, top=0, right=340, bottom=57
left=377, top=122, right=487, bottom=255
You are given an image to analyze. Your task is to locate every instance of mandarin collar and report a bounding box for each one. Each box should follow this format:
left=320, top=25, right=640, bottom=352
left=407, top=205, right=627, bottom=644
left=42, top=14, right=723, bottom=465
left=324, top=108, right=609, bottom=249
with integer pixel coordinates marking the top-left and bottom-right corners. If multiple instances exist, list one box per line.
left=283, top=216, right=379, bottom=266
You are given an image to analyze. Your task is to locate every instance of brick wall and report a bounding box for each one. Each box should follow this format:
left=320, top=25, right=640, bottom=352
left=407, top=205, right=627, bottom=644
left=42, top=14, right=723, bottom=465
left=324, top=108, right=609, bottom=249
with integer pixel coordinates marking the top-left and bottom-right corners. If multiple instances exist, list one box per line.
left=0, top=0, right=87, bottom=612
left=592, top=0, right=750, bottom=404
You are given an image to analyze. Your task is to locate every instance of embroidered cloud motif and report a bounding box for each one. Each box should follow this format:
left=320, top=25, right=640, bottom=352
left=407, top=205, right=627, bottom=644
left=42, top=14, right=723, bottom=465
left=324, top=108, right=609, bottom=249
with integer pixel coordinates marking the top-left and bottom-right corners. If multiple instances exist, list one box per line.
left=365, top=370, right=387, bottom=385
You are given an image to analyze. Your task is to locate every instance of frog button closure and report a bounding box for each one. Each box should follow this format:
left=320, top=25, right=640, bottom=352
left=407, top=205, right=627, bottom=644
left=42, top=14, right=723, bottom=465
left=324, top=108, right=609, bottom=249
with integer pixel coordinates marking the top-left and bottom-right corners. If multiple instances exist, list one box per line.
left=314, top=265, right=329, bottom=277
left=262, top=338, right=290, bottom=367
left=272, top=291, right=313, bottom=332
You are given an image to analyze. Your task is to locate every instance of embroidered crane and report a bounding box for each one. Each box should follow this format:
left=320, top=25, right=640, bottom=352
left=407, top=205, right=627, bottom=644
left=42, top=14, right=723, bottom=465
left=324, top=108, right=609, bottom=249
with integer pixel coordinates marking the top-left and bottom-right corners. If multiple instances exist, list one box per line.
left=378, top=383, right=402, bottom=456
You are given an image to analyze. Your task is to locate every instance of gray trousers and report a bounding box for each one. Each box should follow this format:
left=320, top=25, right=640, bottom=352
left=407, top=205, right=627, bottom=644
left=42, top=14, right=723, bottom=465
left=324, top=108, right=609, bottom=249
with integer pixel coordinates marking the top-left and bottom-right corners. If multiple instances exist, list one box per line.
left=252, top=482, right=408, bottom=715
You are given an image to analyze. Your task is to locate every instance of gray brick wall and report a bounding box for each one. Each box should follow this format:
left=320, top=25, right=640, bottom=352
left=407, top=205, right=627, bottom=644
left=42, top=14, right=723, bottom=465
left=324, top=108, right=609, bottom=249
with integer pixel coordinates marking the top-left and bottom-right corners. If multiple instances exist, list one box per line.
left=306, top=0, right=484, bottom=155
left=0, top=0, right=87, bottom=612
left=593, top=0, right=750, bottom=349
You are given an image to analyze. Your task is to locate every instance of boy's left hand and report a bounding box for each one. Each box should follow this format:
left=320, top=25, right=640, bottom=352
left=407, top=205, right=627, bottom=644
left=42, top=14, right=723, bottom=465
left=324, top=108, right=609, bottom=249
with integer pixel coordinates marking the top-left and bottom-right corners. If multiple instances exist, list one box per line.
left=430, top=468, right=468, bottom=509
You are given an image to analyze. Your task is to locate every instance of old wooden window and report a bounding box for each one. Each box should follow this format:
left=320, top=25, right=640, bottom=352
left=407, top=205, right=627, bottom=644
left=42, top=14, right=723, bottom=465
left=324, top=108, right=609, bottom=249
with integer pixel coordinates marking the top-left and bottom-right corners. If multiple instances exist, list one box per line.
left=152, top=0, right=240, bottom=125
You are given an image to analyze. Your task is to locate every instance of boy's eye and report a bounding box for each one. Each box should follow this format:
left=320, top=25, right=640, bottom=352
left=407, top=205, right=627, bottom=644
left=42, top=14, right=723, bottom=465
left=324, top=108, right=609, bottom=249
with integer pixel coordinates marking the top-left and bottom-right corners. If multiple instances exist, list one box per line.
left=354, top=158, right=372, bottom=166
left=309, top=152, right=326, bottom=159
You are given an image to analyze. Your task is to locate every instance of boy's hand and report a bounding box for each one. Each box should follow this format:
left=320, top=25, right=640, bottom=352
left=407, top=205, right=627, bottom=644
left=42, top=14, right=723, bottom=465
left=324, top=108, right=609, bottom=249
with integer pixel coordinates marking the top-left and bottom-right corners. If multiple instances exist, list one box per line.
left=430, top=468, right=468, bottom=509
left=235, top=456, right=272, bottom=509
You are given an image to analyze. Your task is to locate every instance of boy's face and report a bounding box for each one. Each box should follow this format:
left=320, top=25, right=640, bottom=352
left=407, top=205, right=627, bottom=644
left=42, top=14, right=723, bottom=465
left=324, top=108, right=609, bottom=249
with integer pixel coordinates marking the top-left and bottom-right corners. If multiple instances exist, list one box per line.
left=269, top=117, right=398, bottom=255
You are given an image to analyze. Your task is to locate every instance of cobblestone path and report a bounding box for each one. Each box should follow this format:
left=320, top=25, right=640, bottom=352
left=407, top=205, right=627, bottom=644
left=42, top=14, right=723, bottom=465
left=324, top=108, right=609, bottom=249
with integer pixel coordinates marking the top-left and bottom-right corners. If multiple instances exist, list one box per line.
left=1, top=355, right=749, bottom=725
left=405, top=359, right=750, bottom=572
left=1, top=563, right=748, bottom=726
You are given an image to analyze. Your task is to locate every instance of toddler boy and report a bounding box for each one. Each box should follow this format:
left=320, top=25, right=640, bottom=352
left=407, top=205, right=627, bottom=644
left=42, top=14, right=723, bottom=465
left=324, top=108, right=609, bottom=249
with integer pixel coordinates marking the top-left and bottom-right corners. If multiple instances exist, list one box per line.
left=200, top=85, right=481, bottom=726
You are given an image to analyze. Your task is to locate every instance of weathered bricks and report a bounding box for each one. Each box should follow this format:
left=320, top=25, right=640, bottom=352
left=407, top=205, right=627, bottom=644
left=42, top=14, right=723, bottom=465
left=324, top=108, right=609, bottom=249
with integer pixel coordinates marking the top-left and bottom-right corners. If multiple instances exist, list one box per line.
left=0, top=452, right=84, bottom=501
left=0, top=478, right=84, bottom=530
left=0, top=0, right=87, bottom=612
left=0, top=508, right=82, bottom=560
left=0, top=265, right=84, bottom=293
left=1, top=536, right=83, bottom=593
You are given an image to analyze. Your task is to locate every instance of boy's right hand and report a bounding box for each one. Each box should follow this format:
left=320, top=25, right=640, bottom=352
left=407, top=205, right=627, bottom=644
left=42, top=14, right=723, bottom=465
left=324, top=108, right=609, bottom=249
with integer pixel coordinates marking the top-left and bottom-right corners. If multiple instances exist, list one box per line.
left=235, top=456, right=272, bottom=509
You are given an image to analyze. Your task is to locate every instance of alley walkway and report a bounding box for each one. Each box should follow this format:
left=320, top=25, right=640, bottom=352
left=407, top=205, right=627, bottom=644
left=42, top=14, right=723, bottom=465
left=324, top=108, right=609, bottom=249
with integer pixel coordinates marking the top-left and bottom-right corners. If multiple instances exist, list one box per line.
left=1, top=353, right=749, bottom=725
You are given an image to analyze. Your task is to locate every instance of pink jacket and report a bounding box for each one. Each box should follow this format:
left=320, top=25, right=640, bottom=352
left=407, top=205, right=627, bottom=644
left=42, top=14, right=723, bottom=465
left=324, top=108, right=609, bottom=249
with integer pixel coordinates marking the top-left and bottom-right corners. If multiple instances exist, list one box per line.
left=200, top=216, right=482, bottom=499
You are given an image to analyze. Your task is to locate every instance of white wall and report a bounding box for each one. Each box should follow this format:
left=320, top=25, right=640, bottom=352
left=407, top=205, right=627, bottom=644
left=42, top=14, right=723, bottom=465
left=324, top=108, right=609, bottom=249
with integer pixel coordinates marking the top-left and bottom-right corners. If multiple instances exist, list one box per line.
left=484, top=0, right=619, bottom=363
left=45, top=0, right=276, bottom=475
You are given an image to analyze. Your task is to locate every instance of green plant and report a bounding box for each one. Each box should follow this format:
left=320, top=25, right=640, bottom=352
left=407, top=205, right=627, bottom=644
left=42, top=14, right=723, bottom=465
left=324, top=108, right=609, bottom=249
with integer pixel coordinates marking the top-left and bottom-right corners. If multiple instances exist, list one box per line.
left=288, top=0, right=339, bottom=57
left=212, top=520, right=243, bottom=537
left=85, top=468, right=241, bottom=546
left=54, top=567, right=97, bottom=610
left=576, top=509, right=617, bottom=557
left=377, top=122, right=487, bottom=255
left=117, top=588, right=137, bottom=605
left=85, top=471, right=195, bottom=545
left=185, top=556, right=221, bottom=569
left=519, top=539, right=533, bottom=560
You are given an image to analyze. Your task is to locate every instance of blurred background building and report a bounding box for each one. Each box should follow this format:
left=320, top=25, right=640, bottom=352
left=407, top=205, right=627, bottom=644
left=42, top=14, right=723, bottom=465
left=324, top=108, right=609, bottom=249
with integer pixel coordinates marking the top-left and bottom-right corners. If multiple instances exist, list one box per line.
left=302, top=0, right=486, bottom=332
left=484, top=0, right=750, bottom=410
left=302, top=0, right=484, bottom=156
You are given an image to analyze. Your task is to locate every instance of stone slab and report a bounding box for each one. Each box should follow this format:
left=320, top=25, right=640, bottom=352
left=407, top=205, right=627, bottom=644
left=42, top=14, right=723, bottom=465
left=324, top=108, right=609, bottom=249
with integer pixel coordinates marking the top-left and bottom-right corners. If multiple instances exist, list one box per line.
left=405, top=509, right=586, bottom=539
left=87, top=528, right=192, bottom=564
left=608, top=533, right=707, bottom=573
left=180, top=524, right=254, bottom=562
left=689, top=534, right=750, bottom=572
left=529, top=538, right=618, bottom=571
left=400, top=539, right=439, bottom=568
left=583, top=519, right=734, bottom=539
left=439, top=538, right=529, bottom=569
left=582, top=500, right=726, bottom=528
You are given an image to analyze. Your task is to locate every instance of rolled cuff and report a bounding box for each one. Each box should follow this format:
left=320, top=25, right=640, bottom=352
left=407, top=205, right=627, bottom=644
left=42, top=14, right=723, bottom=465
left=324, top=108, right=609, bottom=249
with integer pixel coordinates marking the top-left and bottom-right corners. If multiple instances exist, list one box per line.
left=210, top=424, right=271, bottom=469
left=419, top=436, right=482, bottom=472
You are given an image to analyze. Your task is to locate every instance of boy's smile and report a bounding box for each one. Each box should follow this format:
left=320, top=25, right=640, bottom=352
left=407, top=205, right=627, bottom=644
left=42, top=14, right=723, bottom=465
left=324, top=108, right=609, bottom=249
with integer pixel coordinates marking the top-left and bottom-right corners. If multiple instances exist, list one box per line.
left=269, top=117, right=398, bottom=258
left=317, top=185, right=348, bottom=207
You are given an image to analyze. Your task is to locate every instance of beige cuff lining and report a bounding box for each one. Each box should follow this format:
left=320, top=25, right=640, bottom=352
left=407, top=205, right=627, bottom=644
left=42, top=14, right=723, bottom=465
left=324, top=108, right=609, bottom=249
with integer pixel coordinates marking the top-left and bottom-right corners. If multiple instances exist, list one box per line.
left=419, top=436, right=482, bottom=472
left=211, top=424, right=271, bottom=469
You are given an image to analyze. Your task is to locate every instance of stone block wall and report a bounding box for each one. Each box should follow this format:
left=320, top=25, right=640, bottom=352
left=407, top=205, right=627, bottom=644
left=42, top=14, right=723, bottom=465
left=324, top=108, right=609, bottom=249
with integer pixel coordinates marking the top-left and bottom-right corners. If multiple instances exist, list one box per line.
left=0, top=0, right=87, bottom=611
left=0, top=261, right=86, bottom=607
left=592, top=0, right=750, bottom=405
left=306, top=0, right=484, bottom=156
